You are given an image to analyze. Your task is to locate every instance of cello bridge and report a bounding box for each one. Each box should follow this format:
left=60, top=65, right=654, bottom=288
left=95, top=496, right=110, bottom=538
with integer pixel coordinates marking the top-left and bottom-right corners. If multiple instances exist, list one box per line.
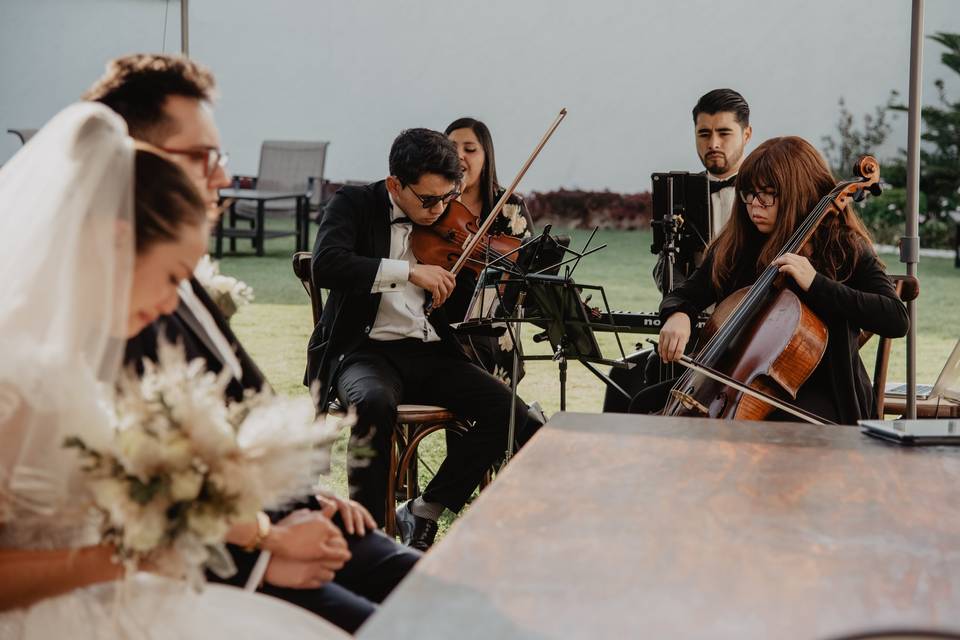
left=670, top=389, right=709, bottom=416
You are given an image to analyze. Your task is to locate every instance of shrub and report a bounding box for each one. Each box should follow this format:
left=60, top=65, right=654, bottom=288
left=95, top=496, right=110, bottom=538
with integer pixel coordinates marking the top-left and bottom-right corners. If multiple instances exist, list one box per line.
left=525, top=189, right=652, bottom=230
left=856, top=186, right=957, bottom=249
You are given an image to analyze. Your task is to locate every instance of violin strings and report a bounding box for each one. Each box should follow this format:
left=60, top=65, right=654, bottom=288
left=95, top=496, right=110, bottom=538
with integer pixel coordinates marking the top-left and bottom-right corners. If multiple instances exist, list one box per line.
left=446, top=231, right=515, bottom=263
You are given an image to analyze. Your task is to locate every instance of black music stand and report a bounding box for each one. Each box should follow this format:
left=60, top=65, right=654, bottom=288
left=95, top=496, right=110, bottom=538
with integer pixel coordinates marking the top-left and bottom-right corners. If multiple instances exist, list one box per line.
left=452, top=228, right=571, bottom=460
left=520, top=274, right=635, bottom=412
left=459, top=229, right=637, bottom=413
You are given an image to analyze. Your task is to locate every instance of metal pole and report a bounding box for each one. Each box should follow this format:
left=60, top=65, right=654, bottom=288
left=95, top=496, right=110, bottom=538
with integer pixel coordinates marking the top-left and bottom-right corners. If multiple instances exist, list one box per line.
left=180, top=0, right=189, bottom=57
left=902, top=0, right=924, bottom=420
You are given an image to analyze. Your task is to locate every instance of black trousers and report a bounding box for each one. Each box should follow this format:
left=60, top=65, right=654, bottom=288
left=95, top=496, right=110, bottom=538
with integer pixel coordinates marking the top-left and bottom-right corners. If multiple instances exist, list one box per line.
left=602, top=348, right=684, bottom=413
left=336, top=338, right=527, bottom=525
left=215, top=511, right=420, bottom=633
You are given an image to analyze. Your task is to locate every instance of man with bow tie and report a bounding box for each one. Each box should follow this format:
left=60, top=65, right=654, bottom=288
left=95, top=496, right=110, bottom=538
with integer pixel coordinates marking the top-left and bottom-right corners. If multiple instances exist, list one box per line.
left=694, top=88, right=752, bottom=236
left=306, top=128, right=535, bottom=551
left=653, top=89, right=753, bottom=294
left=605, top=89, right=752, bottom=413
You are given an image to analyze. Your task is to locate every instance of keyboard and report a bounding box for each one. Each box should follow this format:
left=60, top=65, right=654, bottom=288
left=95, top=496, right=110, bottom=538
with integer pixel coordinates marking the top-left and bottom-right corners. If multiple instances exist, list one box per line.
left=593, top=311, right=710, bottom=334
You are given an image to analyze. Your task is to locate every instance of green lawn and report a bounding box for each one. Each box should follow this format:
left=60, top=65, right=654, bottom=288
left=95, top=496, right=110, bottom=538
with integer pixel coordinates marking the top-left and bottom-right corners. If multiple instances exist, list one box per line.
left=219, top=227, right=960, bottom=531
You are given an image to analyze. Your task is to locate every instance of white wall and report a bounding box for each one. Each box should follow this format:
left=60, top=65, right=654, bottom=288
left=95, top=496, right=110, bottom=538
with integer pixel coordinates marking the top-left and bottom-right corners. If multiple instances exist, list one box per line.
left=1, top=0, right=180, bottom=158
left=2, top=0, right=959, bottom=192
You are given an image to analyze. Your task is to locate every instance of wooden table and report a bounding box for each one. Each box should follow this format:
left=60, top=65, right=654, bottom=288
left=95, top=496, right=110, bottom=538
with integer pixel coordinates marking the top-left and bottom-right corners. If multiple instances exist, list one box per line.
left=215, top=188, right=310, bottom=257
left=885, top=395, right=960, bottom=418
left=359, top=413, right=960, bottom=640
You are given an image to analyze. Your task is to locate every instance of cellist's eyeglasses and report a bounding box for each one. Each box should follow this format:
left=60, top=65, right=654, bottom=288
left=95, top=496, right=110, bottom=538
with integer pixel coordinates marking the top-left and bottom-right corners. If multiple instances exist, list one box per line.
left=739, top=190, right=778, bottom=208
left=406, top=184, right=461, bottom=209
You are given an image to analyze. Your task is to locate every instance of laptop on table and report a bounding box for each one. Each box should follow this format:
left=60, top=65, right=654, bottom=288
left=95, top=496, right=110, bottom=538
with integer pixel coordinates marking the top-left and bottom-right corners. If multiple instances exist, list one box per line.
left=884, top=338, right=960, bottom=400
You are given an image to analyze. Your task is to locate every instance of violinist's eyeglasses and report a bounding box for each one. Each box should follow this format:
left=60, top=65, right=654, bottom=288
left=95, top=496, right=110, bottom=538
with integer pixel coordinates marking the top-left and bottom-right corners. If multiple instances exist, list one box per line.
left=406, top=184, right=461, bottom=209
left=159, top=146, right=229, bottom=179
left=739, top=191, right=778, bottom=208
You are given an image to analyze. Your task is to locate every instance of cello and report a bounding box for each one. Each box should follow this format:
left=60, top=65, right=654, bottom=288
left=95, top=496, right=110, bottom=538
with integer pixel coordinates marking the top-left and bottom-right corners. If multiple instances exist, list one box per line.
left=661, top=155, right=882, bottom=425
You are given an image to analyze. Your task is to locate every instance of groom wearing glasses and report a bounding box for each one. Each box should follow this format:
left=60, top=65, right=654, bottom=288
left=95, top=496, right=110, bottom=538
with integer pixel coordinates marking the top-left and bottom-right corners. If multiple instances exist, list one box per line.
left=307, top=128, right=533, bottom=551
left=86, top=53, right=420, bottom=634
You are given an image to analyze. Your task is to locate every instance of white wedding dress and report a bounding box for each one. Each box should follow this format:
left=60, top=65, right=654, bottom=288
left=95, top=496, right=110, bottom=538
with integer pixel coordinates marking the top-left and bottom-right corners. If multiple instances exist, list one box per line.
left=0, top=104, right=346, bottom=639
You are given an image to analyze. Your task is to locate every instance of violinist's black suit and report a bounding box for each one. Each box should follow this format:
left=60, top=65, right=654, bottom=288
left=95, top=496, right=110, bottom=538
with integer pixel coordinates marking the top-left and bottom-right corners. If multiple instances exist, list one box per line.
left=305, top=180, right=532, bottom=525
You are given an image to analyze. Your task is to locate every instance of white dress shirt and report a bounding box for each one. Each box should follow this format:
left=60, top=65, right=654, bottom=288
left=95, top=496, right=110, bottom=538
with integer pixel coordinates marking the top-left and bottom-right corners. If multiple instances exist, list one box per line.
left=177, top=280, right=244, bottom=380
left=368, top=195, right=440, bottom=343
left=708, top=173, right=737, bottom=238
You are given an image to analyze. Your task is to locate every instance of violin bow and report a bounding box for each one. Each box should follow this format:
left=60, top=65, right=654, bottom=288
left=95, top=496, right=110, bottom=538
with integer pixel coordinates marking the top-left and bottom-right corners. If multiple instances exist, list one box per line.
left=448, top=108, right=568, bottom=277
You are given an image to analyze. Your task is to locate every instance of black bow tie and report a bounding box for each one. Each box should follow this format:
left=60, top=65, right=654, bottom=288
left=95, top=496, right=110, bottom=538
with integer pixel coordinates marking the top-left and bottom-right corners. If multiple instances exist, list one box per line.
left=709, top=176, right=737, bottom=194
left=391, top=216, right=412, bottom=225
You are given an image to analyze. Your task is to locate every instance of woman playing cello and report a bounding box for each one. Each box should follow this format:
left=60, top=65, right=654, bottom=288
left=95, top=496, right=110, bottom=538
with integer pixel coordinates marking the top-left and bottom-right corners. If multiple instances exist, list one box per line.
left=656, top=136, right=908, bottom=424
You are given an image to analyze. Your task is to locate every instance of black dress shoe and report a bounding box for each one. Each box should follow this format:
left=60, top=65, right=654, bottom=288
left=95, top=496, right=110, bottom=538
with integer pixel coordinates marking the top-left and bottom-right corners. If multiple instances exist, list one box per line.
left=395, top=500, right=438, bottom=552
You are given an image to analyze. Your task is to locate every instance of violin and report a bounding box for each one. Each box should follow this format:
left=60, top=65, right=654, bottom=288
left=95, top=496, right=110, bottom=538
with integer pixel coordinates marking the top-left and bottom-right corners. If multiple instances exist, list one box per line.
left=661, top=156, right=882, bottom=425
left=410, top=109, right=567, bottom=314
left=410, top=199, right=522, bottom=277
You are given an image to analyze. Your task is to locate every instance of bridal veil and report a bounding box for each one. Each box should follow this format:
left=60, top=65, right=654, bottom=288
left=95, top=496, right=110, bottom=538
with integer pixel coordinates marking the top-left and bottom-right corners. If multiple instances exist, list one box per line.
left=0, top=102, right=134, bottom=533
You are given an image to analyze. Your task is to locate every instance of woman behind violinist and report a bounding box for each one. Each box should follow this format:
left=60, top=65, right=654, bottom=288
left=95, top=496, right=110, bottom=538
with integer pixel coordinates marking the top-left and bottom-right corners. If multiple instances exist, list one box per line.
left=444, top=117, right=535, bottom=385
left=656, top=136, right=908, bottom=424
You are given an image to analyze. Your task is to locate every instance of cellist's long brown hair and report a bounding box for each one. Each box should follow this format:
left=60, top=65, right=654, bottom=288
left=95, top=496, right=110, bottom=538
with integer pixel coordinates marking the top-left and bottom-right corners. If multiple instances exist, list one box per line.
left=709, top=136, right=875, bottom=292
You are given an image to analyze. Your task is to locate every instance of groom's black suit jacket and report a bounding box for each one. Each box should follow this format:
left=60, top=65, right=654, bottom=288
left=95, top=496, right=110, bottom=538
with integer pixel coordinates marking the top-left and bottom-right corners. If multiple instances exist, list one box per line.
left=304, top=180, right=466, bottom=408
left=125, top=278, right=268, bottom=404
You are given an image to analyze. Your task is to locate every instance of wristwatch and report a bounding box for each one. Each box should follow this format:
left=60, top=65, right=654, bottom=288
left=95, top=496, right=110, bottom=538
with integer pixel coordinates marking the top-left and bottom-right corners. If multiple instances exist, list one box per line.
left=244, top=511, right=271, bottom=551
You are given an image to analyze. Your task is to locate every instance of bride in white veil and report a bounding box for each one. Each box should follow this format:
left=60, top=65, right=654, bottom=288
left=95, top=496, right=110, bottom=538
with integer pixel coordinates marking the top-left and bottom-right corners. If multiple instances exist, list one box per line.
left=0, top=103, right=346, bottom=638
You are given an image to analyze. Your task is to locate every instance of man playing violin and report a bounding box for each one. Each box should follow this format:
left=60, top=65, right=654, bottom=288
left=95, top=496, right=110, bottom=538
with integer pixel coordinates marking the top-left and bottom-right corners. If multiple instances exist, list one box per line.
left=306, top=128, right=534, bottom=551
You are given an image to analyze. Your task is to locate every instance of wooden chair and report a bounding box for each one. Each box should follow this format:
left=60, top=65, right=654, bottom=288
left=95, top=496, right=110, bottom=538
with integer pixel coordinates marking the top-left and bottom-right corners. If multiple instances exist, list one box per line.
left=857, top=274, right=920, bottom=417
left=292, top=252, right=475, bottom=536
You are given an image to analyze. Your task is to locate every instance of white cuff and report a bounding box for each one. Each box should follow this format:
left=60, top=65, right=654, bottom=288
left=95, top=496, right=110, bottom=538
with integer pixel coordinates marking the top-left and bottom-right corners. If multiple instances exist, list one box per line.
left=371, top=259, right=410, bottom=293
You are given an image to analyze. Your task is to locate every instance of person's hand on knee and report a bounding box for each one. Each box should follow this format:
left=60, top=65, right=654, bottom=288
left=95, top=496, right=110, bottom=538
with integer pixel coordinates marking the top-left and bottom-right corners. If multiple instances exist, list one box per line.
left=265, top=509, right=352, bottom=567
left=264, top=556, right=336, bottom=590
left=316, top=491, right=377, bottom=537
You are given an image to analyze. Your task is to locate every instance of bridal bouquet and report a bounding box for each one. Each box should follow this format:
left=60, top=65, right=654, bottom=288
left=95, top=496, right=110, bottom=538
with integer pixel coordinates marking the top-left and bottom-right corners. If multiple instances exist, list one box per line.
left=65, top=339, right=344, bottom=589
left=193, top=254, right=254, bottom=319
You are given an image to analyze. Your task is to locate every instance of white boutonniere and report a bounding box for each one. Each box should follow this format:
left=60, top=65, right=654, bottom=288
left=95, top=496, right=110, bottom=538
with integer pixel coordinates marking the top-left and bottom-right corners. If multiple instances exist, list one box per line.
left=193, top=255, right=254, bottom=320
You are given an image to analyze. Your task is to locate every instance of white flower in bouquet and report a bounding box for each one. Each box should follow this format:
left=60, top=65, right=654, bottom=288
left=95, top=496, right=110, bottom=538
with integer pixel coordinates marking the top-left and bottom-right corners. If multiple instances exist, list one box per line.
left=186, top=505, right=232, bottom=545
left=65, top=339, right=344, bottom=590
left=169, top=469, right=204, bottom=502
left=192, top=254, right=254, bottom=320
left=89, top=477, right=137, bottom=525
left=124, top=501, right=170, bottom=553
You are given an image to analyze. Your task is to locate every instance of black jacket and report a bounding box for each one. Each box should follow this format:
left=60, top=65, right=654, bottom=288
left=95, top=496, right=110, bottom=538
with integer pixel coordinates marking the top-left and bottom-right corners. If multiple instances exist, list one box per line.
left=304, top=180, right=465, bottom=408
left=124, top=278, right=268, bottom=403
left=659, top=242, right=909, bottom=424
